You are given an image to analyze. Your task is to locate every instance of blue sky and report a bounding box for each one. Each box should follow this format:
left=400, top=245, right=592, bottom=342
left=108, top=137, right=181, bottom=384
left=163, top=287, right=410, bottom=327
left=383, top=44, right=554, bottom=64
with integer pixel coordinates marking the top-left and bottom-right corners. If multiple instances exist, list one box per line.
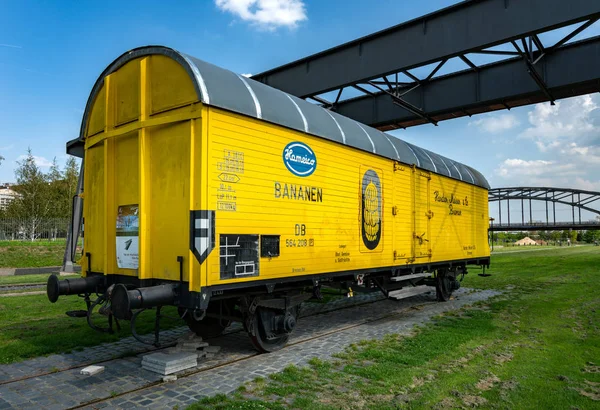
left=1, top=0, right=599, bottom=222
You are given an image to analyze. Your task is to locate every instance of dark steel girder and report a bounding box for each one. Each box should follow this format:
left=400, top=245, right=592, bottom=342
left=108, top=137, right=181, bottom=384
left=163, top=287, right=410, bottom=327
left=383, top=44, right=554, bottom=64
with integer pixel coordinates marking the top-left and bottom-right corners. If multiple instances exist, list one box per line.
left=252, top=0, right=600, bottom=98
left=489, top=187, right=600, bottom=216
left=332, top=36, right=600, bottom=130
left=489, top=222, right=600, bottom=232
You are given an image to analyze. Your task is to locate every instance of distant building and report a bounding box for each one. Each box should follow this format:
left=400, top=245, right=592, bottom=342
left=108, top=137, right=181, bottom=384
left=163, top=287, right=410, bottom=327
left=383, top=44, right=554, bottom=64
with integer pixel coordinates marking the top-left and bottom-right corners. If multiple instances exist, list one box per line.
left=535, top=239, right=548, bottom=246
left=515, top=236, right=537, bottom=246
left=0, top=186, right=17, bottom=210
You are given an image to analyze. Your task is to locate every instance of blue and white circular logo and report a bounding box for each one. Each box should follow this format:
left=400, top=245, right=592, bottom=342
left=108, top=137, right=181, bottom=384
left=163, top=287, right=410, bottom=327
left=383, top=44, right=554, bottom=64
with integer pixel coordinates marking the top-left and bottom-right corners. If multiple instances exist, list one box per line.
left=283, top=142, right=317, bottom=177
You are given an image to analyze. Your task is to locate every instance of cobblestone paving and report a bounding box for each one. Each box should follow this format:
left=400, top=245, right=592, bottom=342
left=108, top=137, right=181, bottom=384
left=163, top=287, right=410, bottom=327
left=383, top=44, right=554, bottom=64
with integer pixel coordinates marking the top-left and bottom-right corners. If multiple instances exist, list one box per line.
left=0, top=292, right=381, bottom=387
left=0, top=328, right=189, bottom=385
left=0, top=288, right=497, bottom=409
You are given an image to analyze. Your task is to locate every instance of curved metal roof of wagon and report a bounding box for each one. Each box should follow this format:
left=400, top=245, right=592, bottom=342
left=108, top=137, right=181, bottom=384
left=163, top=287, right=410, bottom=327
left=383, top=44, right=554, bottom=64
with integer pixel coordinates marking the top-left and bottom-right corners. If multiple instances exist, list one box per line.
left=71, top=46, right=489, bottom=189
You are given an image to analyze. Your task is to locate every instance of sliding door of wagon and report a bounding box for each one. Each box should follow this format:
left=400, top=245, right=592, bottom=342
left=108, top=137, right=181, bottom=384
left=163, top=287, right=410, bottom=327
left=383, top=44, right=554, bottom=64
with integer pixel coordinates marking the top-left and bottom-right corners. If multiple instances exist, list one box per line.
left=412, top=168, right=432, bottom=260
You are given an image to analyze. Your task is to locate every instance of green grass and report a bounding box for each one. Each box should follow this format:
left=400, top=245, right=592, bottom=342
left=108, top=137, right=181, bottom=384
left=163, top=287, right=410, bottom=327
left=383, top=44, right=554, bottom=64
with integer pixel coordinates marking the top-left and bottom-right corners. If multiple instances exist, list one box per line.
left=0, top=294, right=182, bottom=364
left=0, top=273, right=79, bottom=286
left=0, top=240, right=68, bottom=268
left=490, top=244, right=589, bottom=253
left=189, top=246, right=600, bottom=410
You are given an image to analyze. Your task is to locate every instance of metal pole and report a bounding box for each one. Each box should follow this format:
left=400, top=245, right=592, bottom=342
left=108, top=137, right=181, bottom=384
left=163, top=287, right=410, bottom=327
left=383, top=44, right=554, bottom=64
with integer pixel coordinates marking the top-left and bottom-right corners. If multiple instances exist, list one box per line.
left=546, top=193, right=549, bottom=226
left=553, top=192, right=556, bottom=226
left=529, top=197, right=532, bottom=224
left=572, top=193, right=575, bottom=224
left=578, top=193, right=581, bottom=224
left=521, top=197, right=524, bottom=224
left=499, top=200, right=502, bottom=226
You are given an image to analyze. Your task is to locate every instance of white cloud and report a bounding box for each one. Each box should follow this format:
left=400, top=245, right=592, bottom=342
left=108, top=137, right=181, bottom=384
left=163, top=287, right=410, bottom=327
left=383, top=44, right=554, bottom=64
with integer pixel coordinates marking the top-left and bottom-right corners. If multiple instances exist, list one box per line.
left=493, top=157, right=599, bottom=190
left=570, top=177, right=600, bottom=191
left=488, top=95, right=600, bottom=190
left=17, top=155, right=54, bottom=168
left=560, top=142, right=600, bottom=165
left=241, top=73, right=252, bottom=77
left=215, top=0, right=307, bottom=30
left=469, top=114, right=520, bottom=133
left=521, top=95, right=598, bottom=142
left=495, top=158, right=581, bottom=178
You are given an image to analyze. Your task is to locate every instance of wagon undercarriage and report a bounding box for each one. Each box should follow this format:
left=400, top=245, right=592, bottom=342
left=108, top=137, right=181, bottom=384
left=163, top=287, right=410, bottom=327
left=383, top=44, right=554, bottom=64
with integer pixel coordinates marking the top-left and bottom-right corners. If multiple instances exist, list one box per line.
left=47, top=259, right=488, bottom=352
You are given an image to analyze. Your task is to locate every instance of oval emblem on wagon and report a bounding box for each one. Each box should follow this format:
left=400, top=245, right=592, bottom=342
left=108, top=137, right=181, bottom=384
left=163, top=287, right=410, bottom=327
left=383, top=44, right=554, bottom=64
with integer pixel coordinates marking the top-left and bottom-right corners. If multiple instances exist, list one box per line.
left=361, top=169, right=382, bottom=250
left=283, top=142, right=317, bottom=177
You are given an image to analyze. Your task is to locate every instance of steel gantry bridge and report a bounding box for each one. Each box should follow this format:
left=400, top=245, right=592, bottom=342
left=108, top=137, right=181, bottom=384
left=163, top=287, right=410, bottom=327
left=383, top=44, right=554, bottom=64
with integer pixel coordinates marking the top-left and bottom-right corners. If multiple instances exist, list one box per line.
left=253, top=0, right=600, bottom=130
left=488, top=187, right=600, bottom=231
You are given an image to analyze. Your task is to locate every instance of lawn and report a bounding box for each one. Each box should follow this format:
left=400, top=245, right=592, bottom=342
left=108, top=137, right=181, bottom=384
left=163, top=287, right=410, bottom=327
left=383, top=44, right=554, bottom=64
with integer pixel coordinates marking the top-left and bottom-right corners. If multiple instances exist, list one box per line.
left=0, top=293, right=181, bottom=364
left=190, top=246, right=600, bottom=409
left=0, top=240, right=68, bottom=268
left=0, top=273, right=78, bottom=286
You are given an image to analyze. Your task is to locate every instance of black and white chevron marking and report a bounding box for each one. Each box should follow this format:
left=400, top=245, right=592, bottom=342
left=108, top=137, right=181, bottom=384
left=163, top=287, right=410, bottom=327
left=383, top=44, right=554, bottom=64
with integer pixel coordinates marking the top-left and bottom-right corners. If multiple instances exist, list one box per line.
left=190, top=210, right=215, bottom=264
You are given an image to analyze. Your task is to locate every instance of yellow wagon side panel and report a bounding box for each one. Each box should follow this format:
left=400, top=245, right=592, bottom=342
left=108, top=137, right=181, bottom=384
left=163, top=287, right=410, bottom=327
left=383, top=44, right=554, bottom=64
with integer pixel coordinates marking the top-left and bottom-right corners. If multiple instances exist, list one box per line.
left=83, top=143, right=105, bottom=273
left=80, top=54, right=203, bottom=283
left=149, top=55, right=197, bottom=115
left=391, top=165, right=413, bottom=264
left=428, top=174, right=490, bottom=263
left=204, top=108, right=395, bottom=286
left=148, top=122, right=192, bottom=282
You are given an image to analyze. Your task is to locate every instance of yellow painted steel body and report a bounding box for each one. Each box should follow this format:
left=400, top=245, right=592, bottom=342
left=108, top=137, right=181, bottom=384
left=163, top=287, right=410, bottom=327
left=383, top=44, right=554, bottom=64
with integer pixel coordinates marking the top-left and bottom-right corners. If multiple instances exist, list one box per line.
left=80, top=54, right=490, bottom=293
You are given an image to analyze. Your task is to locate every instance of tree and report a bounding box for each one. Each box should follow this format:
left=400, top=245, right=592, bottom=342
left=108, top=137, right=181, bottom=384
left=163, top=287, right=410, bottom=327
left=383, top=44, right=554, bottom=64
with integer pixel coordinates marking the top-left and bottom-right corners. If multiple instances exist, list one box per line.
left=583, top=230, right=600, bottom=243
left=569, top=230, right=578, bottom=244
left=0, top=154, right=4, bottom=166
left=5, top=149, right=51, bottom=240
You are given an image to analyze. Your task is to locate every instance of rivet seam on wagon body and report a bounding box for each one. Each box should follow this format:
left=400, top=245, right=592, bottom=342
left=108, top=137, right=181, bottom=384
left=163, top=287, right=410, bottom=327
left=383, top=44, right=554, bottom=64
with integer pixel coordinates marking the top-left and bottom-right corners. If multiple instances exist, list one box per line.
left=405, top=144, right=421, bottom=167
left=181, top=54, right=210, bottom=105
left=356, top=123, right=376, bottom=153
left=285, top=95, right=309, bottom=133
left=463, top=166, right=476, bottom=184
left=236, top=74, right=262, bottom=119
left=438, top=156, right=452, bottom=177
left=381, top=133, right=400, bottom=160
left=450, top=161, right=463, bottom=179
left=324, top=110, right=346, bottom=144
left=421, top=149, right=437, bottom=173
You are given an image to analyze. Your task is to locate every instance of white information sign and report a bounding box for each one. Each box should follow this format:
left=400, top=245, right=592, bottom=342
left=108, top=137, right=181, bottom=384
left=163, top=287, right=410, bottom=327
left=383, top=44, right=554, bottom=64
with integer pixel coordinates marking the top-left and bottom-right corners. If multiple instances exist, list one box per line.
left=116, top=205, right=139, bottom=269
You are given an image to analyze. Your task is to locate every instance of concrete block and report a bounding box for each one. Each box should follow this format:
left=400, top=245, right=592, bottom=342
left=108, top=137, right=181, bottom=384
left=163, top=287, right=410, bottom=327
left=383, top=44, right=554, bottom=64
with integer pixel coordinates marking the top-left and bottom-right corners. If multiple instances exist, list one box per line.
left=80, top=365, right=105, bottom=376
left=141, top=352, right=197, bottom=375
left=177, top=331, right=201, bottom=343
left=203, top=346, right=221, bottom=353
left=142, top=361, right=195, bottom=375
left=162, top=375, right=177, bottom=382
left=179, top=341, right=209, bottom=350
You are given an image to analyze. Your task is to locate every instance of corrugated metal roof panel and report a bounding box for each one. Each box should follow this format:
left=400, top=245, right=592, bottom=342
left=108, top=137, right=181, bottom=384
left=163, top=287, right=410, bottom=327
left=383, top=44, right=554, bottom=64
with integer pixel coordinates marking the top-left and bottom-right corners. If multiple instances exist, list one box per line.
left=76, top=46, right=490, bottom=189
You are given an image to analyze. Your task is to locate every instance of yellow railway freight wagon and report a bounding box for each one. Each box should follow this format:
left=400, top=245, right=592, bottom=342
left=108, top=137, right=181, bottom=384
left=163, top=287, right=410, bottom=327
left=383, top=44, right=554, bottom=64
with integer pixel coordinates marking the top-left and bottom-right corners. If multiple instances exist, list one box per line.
left=48, top=46, right=490, bottom=352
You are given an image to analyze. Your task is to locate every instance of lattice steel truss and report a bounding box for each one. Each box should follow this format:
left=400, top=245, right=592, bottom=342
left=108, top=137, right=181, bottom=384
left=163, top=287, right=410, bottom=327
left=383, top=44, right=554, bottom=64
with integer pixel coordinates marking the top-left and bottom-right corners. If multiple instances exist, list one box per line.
left=253, top=0, right=600, bottom=130
left=488, top=187, right=600, bottom=231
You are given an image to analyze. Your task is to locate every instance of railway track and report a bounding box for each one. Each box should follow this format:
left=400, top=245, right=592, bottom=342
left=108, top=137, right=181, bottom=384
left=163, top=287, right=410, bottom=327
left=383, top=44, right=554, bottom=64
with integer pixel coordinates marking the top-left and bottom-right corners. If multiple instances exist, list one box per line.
left=70, top=295, right=407, bottom=410
left=0, top=292, right=385, bottom=388
left=0, top=283, right=45, bottom=293
left=0, top=289, right=498, bottom=410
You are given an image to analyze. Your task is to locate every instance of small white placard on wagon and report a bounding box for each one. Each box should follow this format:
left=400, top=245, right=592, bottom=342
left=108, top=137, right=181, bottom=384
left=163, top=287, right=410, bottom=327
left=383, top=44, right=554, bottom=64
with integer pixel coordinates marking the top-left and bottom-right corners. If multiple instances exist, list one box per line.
left=116, top=204, right=139, bottom=269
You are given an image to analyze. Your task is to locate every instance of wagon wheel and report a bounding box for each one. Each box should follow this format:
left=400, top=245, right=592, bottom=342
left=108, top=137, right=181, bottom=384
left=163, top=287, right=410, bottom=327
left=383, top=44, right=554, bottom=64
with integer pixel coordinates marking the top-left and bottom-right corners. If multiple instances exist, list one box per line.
left=246, top=307, right=294, bottom=353
left=182, top=301, right=232, bottom=339
left=435, top=268, right=454, bottom=302
left=185, top=316, right=231, bottom=339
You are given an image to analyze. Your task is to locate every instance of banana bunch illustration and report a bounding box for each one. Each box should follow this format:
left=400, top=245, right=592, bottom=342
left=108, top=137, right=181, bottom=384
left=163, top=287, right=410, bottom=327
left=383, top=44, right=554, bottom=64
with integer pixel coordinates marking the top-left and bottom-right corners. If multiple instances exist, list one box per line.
left=363, top=179, right=380, bottom=241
